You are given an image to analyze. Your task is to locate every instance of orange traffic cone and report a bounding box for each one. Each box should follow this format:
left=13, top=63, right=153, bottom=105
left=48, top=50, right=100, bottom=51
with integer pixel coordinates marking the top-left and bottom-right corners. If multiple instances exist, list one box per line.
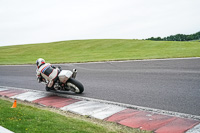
left=11, top=100, right=17, bottom=108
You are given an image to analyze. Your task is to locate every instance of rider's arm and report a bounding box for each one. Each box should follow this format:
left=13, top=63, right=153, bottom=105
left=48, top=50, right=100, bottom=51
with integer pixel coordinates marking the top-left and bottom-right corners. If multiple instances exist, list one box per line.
left=36, top=69, right=43, bottom=83
left=36, top=68, right=40, bottom=77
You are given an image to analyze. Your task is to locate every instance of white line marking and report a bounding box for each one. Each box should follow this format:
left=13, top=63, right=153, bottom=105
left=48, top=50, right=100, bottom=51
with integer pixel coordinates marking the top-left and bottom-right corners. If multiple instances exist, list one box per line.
left=0, top=87, right=8, bottom=91
left=186, top=123, right=200, bottom=133
left=0, top=126, right=14, bottom=133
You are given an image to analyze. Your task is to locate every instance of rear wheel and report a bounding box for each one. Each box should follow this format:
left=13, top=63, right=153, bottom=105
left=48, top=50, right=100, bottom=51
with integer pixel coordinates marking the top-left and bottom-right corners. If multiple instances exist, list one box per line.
left=66, top=78, right=84, bottom=94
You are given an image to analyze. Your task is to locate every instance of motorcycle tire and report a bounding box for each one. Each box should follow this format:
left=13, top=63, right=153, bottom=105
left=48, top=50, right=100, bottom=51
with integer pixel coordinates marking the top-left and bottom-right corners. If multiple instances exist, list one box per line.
left=66, top=78, right=84, bottom=94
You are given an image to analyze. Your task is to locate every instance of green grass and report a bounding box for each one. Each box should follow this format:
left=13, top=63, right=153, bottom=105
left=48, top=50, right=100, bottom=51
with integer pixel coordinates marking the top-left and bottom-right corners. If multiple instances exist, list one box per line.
left=0, top=98, right=148, bottom=133
left=0, top=39, right=200, bottom=65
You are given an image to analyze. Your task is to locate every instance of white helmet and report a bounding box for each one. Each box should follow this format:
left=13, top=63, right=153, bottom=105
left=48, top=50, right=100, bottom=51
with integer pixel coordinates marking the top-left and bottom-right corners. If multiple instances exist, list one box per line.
left=36, top=58, right=45, bottom=67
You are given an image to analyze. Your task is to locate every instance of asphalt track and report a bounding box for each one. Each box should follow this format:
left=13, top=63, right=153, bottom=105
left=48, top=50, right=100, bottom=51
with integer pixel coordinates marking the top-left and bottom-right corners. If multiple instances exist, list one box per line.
left=0, top=58, right=200, bottom=116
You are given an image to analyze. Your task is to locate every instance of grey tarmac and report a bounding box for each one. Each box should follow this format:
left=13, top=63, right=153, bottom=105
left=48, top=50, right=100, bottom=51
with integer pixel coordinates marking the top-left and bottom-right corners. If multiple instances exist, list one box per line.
left=0, top=58, right=200, bottom=116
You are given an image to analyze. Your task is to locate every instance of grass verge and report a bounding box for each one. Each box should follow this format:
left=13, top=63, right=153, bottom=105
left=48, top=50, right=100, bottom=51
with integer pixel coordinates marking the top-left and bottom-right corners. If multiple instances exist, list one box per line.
left=0, top=39, right=200, bottom=65
left=0, top=98, right=150, bottom=133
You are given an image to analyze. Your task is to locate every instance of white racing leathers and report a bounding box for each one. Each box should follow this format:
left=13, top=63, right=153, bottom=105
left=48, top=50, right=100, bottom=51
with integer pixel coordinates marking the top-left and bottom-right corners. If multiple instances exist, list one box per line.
left=36, top=63, right=58, bottom=88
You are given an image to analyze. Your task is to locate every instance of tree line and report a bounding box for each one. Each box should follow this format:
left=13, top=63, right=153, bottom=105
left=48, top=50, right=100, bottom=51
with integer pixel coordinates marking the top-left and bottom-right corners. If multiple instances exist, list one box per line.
left=146, top=31, right=200, bottom=41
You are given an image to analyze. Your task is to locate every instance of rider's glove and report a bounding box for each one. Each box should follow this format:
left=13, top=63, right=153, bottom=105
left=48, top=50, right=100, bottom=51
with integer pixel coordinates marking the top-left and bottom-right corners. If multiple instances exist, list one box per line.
left=51, top=65, right=56, bottom=69
left=58, top=66, right=62, bottom=71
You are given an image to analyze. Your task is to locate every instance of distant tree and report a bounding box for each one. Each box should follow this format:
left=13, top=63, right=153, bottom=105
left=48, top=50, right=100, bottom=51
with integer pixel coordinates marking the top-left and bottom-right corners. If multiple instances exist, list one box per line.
left=146, top=31, right=200, bottom=41
left=146, top=37, right=162, bottom=41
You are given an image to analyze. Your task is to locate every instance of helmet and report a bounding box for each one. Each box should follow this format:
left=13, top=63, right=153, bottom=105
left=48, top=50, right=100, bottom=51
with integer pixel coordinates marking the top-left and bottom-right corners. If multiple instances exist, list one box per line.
left=36, top=58, right=45, bottom=67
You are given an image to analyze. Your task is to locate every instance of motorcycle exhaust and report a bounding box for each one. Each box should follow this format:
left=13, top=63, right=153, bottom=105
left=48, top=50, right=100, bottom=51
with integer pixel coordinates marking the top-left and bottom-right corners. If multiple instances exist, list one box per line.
left=72, top=69, right=77, bottom=79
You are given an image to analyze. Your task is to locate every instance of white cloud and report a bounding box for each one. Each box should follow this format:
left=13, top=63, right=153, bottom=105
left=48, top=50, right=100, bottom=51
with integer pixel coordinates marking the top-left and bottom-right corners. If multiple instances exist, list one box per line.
left=0, top=0, right=200, bottom=46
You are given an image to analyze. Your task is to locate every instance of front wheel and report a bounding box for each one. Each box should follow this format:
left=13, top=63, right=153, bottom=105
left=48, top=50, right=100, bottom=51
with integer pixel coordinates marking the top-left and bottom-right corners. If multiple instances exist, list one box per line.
left=66, top=78, right=84, bottom=94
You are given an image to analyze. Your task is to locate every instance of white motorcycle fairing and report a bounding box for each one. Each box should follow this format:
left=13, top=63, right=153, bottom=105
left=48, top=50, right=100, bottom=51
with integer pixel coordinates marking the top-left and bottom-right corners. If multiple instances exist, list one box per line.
left=58, top=70, right=73, bottom=83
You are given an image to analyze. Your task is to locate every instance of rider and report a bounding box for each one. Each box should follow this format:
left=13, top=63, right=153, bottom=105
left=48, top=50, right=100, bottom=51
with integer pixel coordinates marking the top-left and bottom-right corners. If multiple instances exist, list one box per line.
left=36, top=58, right=59, bottom=91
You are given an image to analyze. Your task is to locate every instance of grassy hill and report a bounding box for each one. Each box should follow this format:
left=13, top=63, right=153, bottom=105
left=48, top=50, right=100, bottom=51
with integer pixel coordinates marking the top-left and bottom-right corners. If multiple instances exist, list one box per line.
left=0, top=39, right=200, bottom=65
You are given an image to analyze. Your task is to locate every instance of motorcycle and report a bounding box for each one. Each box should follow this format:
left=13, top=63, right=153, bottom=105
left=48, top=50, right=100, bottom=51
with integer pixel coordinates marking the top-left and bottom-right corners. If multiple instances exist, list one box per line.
left=38, top=67, right=84, bottom=94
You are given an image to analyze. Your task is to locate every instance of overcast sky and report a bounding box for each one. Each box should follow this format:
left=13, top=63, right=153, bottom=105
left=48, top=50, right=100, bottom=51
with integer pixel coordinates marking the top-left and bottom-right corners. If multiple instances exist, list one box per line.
left=0, top=0, right=200, bottom=46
